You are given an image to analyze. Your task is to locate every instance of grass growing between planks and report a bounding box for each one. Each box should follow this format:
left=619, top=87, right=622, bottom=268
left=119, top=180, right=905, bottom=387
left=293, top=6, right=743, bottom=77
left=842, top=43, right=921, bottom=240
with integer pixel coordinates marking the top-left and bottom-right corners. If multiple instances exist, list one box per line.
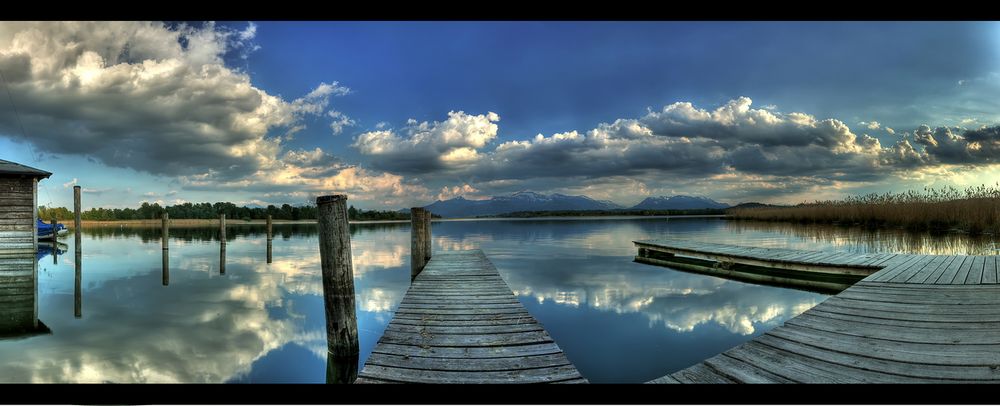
left=729, top=185, right=1000, bottom=235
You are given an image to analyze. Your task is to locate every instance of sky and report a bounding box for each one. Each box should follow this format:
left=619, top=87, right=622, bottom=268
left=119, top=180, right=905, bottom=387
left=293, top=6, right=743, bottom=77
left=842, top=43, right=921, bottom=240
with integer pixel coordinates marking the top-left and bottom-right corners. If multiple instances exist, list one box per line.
left=1, top=21, right=1000, bottom=210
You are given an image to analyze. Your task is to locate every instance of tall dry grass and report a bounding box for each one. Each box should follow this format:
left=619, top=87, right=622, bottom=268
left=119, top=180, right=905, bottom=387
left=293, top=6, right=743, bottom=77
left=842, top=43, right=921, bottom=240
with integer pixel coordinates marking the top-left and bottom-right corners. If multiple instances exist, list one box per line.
left=729, top=185, right=1000, bottom=235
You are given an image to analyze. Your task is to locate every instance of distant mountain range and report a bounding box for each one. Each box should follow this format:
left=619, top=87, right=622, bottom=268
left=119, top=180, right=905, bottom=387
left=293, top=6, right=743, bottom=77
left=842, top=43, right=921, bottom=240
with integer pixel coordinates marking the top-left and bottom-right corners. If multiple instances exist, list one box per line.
left=421, top=192, right=733, bottom=218
left=631, top=195, right=730, bottom=210
left=424, top=191, right=621, bottom=218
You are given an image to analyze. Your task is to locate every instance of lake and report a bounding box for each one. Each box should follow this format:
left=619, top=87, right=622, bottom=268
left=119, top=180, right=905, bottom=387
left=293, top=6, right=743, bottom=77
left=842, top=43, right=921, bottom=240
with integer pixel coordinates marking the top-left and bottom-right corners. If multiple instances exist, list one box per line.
left=1, top=217, right=996, bottom=383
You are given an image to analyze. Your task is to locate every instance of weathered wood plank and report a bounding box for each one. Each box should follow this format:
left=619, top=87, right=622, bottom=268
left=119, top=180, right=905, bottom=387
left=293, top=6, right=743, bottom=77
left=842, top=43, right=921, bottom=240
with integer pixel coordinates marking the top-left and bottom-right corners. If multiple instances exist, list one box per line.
left=770, top=324, right=1000, bottom=364
left=964, top=256, right=987, bottom=285
left=785, top=312, right=1000, bottom=345
left=920, top=255, right=960, bottom=285
left=646, top=375, right=682, bottom=384
left=364, top=352, right=571, bottom=372
left=391, top=312, right=534, bottom=321
left=371, top=343, right=564, bottom=359
left=358, top=364, right=582, bottom=384
left=384, top=323, right=544, bottom=335
left=983, top=256, right=998, bottom=284
left=701, top=354, right=795, bottom=383
left=867, top=254, right=928, bottom=282
left=949, top=255, right=977, bottom=285
left=670, top=363, right=736, bottom=383
left=900, top=254, right=948, bottom=284
left=755, top=333, right=1000, bottom=381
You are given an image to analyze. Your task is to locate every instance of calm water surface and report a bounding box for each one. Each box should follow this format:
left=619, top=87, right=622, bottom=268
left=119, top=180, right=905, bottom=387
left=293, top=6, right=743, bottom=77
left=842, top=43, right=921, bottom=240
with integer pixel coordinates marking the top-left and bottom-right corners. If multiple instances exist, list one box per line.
left=1, top=218, right=996, bottom=383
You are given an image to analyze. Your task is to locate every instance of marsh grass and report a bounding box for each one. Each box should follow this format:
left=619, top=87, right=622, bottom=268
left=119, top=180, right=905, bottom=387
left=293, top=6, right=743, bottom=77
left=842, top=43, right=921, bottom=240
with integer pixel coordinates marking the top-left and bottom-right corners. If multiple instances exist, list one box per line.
left=729, top=185, right=1000, bottom=235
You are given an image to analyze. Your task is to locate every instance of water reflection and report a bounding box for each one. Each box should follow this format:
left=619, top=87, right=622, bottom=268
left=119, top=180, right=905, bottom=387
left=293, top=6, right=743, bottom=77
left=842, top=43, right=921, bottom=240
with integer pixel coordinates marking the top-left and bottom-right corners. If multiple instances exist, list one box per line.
left=1, top=217, right=993, bottom=383
left=162, top=250, right=169, bottom=286
left=0, top=255, right=50, bottom=340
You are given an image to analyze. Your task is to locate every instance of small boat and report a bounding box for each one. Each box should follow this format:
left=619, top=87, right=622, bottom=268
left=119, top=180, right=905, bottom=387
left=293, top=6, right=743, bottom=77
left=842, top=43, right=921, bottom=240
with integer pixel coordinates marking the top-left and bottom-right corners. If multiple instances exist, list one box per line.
left=37, top=219, right=68, bottom=241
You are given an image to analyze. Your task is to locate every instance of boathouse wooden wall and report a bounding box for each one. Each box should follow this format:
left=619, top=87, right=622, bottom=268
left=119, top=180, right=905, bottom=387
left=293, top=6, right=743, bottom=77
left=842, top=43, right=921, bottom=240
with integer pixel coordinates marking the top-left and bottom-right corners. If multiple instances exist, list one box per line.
left=0, top=176, right=37, bottom=256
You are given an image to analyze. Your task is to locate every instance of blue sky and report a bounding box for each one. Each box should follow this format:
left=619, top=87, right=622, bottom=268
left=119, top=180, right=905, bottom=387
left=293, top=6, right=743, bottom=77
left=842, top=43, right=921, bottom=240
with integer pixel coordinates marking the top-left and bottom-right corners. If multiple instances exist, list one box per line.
left=2, top=21, right=999, bottom=210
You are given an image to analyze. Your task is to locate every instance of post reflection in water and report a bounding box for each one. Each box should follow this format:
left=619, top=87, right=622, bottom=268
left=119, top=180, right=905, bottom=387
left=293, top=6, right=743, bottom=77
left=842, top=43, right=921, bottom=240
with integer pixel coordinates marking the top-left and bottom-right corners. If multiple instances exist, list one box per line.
left=162, top=250, right=169, bottom=286
left=74, top=248, right=82, bottom=319
left=220, top=243, right=226, bottom=275
left=266, top=240, right=272, bottom=264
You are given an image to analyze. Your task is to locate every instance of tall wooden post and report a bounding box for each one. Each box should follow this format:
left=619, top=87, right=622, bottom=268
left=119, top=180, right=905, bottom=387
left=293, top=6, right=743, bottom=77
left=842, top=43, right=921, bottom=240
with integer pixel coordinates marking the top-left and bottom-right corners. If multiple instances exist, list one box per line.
left=219, top=213, right=226, bottom=274
left=219, top=213, right=226, bottom=244
left=411, top=208, right=428, bottom=279
left=161, top=212, right=169, bottom=251
left=316, top=194, right=359, bottom=384
left=266, top=214, right=273, bottom=264
left=73, top=186, right=81, bottom=249
left=74, top=185, right=81, bottom=319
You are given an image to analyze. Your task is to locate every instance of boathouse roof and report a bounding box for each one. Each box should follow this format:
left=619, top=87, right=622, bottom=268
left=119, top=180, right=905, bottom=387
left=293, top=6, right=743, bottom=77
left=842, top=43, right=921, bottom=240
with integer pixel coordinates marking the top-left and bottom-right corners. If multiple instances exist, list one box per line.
left=0, top=159, right=51, bottom=179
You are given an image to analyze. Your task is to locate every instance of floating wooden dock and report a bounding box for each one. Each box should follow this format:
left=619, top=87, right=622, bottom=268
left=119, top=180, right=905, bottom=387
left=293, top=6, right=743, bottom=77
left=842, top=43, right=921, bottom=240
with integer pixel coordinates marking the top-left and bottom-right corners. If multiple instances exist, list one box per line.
left=636, top=239, right=1000, bottom=383
left=355, top=250, right=587, bottom=384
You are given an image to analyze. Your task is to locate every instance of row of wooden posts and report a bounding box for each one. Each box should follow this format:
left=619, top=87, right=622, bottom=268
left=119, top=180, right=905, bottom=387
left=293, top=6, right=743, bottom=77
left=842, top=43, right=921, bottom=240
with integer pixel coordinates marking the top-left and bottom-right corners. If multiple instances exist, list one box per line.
left=56, top=189, right=427, bottom=384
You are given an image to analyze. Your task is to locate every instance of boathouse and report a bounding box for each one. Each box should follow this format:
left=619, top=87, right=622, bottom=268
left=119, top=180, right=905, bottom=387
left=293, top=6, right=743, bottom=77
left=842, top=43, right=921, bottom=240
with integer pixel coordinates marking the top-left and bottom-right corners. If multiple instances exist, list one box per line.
left=0, top=159, right=51, bottom=256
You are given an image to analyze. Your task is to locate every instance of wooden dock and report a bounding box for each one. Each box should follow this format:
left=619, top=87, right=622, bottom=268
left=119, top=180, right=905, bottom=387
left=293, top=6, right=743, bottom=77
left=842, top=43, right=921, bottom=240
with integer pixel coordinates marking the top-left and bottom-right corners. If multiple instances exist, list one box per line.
left=355, top=250, right=587, bottom=384
left=636, top=239, right=1000, bottom=383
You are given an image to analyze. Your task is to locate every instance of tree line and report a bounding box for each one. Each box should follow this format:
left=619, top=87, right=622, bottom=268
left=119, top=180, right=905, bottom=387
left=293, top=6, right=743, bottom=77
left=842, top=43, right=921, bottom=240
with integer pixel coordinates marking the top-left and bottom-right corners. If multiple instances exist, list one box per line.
left=38, top=202, right=425, bottom=222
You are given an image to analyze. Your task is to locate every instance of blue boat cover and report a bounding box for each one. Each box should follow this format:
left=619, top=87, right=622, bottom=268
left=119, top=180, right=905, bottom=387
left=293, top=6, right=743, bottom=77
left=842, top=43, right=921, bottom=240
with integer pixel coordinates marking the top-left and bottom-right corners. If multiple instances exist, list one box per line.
left=37, top=219, right=66, bottom=237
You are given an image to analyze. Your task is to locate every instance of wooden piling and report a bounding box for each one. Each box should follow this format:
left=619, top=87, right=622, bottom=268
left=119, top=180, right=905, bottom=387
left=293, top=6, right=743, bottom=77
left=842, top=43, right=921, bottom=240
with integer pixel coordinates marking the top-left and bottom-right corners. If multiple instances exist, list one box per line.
left=327, top=353, right=360, bottom=385
left=266, top=214, right=273, bottom=264
left=74, top=185, right=81, bottom=318
left=161, top=212, right=169, bottom=250
left=219, top=213, right=226, bottom=244
left=411, top=208, right=428, bottom=279
left=316, top=194, right=359, bottom=370
left=73, top=185, right=81, bottom=250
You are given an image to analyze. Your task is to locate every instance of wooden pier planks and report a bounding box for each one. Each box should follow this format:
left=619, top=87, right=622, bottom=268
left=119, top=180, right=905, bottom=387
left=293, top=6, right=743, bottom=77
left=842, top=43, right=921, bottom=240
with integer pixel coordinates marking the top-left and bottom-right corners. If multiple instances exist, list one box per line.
left=356, top=250, right=587, bottom=384
left=637, top=239, right=1000, bottom=383
left=634, top=238, right=894, bottom=276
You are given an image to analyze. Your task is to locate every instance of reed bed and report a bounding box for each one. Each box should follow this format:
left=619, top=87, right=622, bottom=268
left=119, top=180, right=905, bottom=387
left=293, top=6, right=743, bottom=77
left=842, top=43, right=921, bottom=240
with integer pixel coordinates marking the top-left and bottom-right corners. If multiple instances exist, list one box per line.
left=729, top=185, right=1000, bottom=235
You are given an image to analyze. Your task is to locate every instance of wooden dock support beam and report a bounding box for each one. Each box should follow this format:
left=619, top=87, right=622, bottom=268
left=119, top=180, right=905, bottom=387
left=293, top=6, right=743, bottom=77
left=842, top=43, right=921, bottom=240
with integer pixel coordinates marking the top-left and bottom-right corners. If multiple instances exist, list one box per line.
left=73, top=185, right=81, bottom=319
left=316, top=194, right=359, bottom=384
left=410, top=208, right=430, bottom=279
